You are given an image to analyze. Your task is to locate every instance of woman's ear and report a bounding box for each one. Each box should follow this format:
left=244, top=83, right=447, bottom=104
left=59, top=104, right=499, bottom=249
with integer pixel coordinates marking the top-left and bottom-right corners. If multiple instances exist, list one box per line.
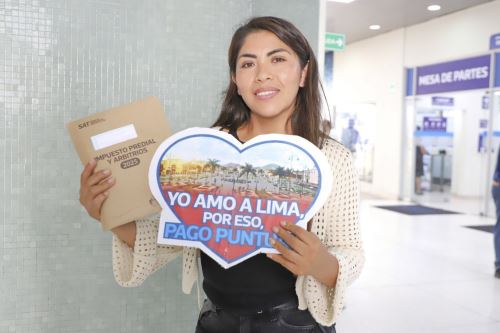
left=299, top=62, right=309, bottom=87
left=231, top=73, right=241, bottom=95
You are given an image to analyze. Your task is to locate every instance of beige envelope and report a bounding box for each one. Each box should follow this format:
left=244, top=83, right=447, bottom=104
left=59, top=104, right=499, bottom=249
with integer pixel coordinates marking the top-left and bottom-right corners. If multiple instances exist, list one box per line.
left=67, top=96, right=170, bottom=230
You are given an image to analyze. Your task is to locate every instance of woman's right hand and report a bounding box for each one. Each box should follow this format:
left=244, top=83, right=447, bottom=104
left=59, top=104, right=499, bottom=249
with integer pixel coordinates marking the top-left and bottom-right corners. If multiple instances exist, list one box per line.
left=79, top=159, right=115, bottom=221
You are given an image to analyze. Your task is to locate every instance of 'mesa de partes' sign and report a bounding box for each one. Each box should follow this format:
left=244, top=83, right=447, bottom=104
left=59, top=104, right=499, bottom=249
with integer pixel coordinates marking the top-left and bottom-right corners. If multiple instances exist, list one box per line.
left=149, top=128, right=333, bottom=269
left=416, top=54, right=490, bottom=95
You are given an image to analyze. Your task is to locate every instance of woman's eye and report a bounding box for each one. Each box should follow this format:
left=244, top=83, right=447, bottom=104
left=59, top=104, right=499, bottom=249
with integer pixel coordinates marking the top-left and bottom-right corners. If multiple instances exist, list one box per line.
left=272, top=57, right=286, bottom=63
left=241, top=62, right=254, bottom=68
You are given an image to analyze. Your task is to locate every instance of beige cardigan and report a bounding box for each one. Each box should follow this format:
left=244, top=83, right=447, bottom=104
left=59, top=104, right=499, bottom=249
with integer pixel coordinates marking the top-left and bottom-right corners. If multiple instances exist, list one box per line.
left=111, top=138, right=364, bottom=326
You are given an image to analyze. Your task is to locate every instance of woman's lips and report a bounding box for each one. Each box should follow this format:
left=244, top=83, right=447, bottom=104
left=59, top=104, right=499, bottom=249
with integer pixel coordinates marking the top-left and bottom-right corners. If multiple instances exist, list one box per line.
left=254, top=88, right=279, bottom=100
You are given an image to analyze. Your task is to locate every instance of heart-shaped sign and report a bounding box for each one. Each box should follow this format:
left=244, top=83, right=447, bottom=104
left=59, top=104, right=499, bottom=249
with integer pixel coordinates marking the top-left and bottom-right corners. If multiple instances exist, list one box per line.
left=149, top=127, right=332, bottom=269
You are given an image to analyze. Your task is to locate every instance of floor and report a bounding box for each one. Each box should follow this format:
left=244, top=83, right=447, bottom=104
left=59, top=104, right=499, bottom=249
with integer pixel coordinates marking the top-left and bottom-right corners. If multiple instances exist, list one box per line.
left=412, top=187, right=492, bottom=216
left=335, top=196, right=500, bottom=333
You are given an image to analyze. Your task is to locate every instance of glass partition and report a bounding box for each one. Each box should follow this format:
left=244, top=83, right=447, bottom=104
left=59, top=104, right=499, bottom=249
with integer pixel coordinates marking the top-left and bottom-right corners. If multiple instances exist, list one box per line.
left=404, top=90, right=495, bottom=215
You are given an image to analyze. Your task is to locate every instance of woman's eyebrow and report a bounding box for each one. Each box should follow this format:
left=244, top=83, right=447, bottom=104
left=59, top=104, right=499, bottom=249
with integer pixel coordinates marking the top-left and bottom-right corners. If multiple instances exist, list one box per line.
left=267, top=48, right=290, bottom=56
left=238, top=48, right=291, bottom=60
left=239, top=53, right=257, bottom=59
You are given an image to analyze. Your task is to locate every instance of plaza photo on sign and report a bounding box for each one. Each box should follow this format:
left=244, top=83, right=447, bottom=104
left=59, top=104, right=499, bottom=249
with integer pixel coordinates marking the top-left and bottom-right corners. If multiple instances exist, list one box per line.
left=158, top=136, right=319, bottom=201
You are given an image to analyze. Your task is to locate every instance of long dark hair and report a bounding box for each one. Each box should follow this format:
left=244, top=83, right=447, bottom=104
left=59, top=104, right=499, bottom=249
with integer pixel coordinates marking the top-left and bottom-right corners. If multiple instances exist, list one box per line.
left=212, top=16, right=326, bottom=147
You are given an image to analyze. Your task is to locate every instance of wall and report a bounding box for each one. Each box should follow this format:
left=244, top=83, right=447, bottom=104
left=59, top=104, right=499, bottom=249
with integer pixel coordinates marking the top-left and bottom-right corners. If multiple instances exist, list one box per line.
left=0, top=1, right=251, bottom=331
left=332, top=0, right=500, bottom=199
left=0, top=0, right=322, bottom=332
left=332, top=29, right=405, bottom=198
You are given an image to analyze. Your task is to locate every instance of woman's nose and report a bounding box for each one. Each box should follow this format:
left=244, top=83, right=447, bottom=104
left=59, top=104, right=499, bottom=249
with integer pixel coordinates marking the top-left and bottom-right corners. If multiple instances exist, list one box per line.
left=255, top=64, right=272, bottom=82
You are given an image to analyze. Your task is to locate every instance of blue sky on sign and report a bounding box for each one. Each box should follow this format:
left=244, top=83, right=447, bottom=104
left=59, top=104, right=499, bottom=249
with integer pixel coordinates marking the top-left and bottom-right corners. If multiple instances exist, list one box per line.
left=162, top=137, right=316, bottom=171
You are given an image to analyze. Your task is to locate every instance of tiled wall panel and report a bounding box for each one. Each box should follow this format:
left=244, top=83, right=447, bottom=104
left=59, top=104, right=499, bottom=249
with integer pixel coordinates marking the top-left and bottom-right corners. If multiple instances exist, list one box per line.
left=0, top=0, right=251, bottom=332
left=252, top=0, right=320, bottom=55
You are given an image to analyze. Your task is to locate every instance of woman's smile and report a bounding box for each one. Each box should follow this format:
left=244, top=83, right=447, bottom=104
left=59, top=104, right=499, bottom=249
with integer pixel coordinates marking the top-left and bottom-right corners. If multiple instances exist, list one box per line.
left=254, top=87, right=280, bottom=100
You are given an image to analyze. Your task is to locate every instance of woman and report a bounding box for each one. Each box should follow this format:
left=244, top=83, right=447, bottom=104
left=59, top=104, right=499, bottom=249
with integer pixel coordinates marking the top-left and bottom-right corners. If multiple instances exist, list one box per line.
left=79, top=17, right=364, bottom=332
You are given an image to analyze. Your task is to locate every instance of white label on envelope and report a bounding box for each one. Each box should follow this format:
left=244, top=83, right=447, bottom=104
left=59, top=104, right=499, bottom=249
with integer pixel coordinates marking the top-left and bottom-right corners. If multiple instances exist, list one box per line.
left=91, top=124, right=138, bottom=151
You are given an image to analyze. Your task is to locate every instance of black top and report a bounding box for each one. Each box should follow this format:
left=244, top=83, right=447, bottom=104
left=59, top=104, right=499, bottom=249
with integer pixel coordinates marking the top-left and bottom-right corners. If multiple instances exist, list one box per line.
left=200, top=128, right=295, bottom=311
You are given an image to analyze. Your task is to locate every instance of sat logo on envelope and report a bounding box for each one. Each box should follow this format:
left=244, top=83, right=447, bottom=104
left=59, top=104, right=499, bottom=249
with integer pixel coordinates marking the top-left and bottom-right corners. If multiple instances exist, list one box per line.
left=149, top=128, right=332, bottom=269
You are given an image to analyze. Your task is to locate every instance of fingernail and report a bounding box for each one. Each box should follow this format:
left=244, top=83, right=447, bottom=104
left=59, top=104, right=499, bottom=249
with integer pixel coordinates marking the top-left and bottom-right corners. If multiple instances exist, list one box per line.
left=269, top=238, right=275, bottom=245
left=280, top=221, right=287, bottom=227
left=272, top=226, right=279, bottom=233
left=107, top=178, right=114, bottom=183
left=266, top=253, right=273, bottom=258
left=90, top=159, right=96, bottom=165
left=102, top=170, right=111, bottom=175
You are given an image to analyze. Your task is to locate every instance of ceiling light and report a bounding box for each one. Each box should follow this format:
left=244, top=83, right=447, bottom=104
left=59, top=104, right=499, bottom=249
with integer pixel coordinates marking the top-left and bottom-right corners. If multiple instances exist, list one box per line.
left=328, top=0, right=357, bottom=3
left=369, top=25, right=381, bottom=30
left=427, top=4, right=441, bottom=11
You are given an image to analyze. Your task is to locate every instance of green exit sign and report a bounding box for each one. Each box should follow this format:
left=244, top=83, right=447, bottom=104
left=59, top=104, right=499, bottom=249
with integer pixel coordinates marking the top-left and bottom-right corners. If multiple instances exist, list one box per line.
left=325, top=32, right=346, bottom=51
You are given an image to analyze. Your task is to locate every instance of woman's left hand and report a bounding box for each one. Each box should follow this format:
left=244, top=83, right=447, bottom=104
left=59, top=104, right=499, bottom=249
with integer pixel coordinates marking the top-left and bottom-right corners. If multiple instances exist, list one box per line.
left=267, top=221, right=339, bottom=288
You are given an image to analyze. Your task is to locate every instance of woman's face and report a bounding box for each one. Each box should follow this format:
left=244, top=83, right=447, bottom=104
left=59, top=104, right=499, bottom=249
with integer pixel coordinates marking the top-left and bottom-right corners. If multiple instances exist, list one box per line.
left=233, top=30, right=308, bottom=125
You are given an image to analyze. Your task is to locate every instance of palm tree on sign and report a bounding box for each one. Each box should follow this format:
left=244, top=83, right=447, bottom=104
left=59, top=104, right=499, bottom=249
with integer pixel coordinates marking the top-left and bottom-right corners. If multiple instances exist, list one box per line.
left=231, top=167, right=239, bottom=192
left=239, top=163, right=256, bottom=190
left=273, top=166, right=287, bottom=194
left=205, top=158, right=220, bottom=184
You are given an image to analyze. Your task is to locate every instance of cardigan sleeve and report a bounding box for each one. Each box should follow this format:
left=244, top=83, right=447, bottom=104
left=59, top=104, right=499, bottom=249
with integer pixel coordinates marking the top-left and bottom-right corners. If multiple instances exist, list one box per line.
left=112, top=214, right=183, bottom=287
left=296, top=140, right=365, bottom=326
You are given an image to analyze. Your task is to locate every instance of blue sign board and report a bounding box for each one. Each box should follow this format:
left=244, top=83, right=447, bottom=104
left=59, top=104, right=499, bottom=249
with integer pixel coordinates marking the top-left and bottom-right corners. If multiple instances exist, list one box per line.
left=432, top=96, right=454, bottom=106
left=416, top=55, right=491, bottom=95
left=423, top=116, right=447, bottom=132
left=490, top=33, right=500, bottom=50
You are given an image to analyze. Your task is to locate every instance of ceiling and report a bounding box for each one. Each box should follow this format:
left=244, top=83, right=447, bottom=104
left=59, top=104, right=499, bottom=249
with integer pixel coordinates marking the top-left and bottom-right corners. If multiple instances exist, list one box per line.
left=326, top=0, right=494, bottom=44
